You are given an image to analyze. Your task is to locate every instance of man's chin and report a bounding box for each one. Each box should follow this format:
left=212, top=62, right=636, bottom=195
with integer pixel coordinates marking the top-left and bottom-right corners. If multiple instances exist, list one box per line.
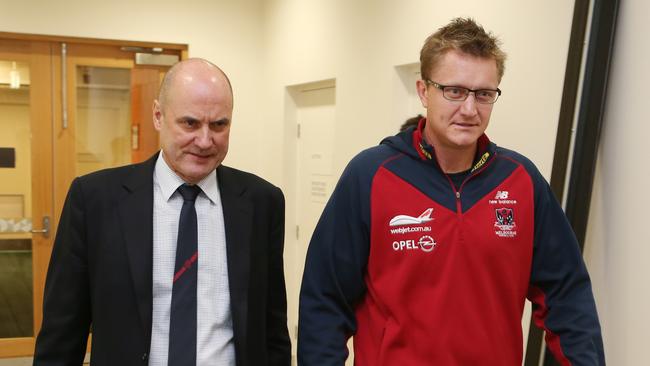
left=450, top=131, right=482, bottom=146
left=180, top=165, right=219, bottom=183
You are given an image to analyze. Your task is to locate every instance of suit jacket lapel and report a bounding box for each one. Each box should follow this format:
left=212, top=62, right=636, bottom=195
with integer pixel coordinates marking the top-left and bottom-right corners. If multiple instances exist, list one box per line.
left=217, top=165, right=253, bottom=360
left=118, top=155, right=157, bottom=345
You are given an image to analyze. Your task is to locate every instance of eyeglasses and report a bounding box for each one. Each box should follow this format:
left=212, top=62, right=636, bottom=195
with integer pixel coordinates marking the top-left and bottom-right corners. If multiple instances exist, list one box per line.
left=424, top=79, right=501, bottom=104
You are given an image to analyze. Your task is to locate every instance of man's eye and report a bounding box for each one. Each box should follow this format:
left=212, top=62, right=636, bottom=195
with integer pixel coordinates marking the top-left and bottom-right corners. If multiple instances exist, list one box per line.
left=182, top=119, right=197, bottom=127
left=210, top=119, right=230, bottom=129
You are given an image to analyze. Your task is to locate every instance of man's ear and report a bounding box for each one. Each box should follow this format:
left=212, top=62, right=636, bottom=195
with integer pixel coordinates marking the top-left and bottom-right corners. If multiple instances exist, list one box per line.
left=153, top=100, right=163, bottom=131
left=416, top=79, right=429, bottom=108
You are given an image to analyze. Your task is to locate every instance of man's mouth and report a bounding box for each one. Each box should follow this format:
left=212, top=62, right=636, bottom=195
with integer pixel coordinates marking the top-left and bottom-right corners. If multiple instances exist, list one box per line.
left=453, top=122, right=477, bottom=127
left=187, top=152, right=214, bottom=159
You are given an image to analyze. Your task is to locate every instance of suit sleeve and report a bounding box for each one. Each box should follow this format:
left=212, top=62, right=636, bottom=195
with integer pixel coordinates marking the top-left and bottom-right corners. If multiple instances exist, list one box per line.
left=527, top=180, right=605, bottom=365
left=266, top=186, right=292, bottom=365
left=298, top=156, right=371, bottom=365
left=34, top=178, right=91, bottom=366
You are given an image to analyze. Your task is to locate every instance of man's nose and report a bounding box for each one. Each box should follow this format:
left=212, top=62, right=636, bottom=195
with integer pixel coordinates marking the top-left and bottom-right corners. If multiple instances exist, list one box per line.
left=194, top=126, right=213, bottom=148
left=460, top=94, right=478, bottom=116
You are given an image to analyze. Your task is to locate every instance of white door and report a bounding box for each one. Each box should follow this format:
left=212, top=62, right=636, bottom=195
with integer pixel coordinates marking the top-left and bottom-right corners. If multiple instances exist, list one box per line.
left=285, top=83, right=343, bottom=364
left=295, top=86, right=336, bottom=283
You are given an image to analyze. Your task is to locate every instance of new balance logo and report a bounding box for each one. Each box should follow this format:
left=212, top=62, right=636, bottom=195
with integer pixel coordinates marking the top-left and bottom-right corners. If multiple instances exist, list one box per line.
left=389, top=208, right=433, bottom=227
left=495, top=191, right=509, bottom=199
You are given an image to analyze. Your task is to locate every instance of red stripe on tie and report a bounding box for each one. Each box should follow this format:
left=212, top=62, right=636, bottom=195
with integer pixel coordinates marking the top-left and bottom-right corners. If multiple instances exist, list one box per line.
left=173, top=251, right=198, bottom=283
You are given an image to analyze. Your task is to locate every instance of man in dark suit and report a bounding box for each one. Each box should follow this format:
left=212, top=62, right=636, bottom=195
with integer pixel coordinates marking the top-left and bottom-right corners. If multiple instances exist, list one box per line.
left=34, top=58, right=291, bottom=365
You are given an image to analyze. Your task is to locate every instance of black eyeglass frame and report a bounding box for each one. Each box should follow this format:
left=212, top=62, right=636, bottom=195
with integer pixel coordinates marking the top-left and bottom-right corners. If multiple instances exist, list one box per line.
left=424, top=79, right=502, bottom=104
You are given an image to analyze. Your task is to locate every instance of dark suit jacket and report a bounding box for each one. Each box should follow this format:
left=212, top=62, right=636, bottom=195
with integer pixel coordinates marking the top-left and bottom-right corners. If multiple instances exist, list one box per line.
left=34, top=154, right=291, bottom=366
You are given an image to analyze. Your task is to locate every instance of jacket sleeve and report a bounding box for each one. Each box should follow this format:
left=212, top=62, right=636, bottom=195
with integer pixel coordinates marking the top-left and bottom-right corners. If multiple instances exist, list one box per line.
left=527, top=179, right=605, bottom=365
left=33, top=178, right=91, bottom=365
left=266, top=186, right=292, bottom=365
left=298, top=156, right=372, bottom=366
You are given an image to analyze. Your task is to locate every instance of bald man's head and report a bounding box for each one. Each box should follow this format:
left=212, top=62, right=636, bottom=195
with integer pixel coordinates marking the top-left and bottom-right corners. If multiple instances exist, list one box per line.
left=157, top=58, right=233, bottom=109
left=152, top=58, right=234, bottom=183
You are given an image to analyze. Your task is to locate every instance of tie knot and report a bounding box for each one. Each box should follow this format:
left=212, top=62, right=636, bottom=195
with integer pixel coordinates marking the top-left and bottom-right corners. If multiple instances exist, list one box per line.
left=177, top=184, right=201, bottom=202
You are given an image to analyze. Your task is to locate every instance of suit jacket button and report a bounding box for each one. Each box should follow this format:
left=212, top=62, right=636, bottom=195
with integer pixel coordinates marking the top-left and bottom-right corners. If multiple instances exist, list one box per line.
left=141, top=353, right=148, bottom=362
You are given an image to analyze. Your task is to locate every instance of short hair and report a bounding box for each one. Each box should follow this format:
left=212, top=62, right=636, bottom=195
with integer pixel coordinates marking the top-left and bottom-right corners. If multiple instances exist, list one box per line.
left=420, top=18, right=506, bottom=82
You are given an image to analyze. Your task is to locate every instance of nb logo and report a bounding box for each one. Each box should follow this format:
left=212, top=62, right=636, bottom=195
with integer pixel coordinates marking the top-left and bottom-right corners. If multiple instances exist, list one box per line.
left=495, top=191, right=509, bottom=199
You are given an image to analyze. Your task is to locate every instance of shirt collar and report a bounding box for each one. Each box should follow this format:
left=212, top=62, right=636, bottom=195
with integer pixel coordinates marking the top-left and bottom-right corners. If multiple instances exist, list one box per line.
left=154, top=151, right=220, bottom=203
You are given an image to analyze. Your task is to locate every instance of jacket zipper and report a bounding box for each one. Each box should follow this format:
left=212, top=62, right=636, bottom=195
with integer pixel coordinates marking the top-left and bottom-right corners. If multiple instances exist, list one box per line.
left=447, top=154, right=497, bottom=215
left=443, top=175, right=463, bottom=215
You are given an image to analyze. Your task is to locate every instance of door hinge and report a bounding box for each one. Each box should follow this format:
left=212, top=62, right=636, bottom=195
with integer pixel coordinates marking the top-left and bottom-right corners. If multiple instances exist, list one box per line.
left=296, top=225, right=299, bottom=240
left=297, top=123, right=301, bottom=138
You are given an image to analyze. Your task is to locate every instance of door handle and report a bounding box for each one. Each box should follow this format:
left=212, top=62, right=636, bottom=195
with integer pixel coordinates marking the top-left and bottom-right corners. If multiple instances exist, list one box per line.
left=31, top=216, right=50, bottom=238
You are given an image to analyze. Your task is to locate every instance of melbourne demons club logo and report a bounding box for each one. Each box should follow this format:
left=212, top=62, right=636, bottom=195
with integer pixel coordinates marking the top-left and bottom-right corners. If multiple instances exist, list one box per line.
left=496, top=208, right=514, bottom=226
left=494, top=207, right=517, bottom=237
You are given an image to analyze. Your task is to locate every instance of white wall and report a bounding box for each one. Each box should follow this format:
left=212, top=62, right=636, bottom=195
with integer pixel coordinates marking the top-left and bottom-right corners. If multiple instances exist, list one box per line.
left=583, top=0, right=650, bottom=363
left=0, top=0, right=267, bottom=175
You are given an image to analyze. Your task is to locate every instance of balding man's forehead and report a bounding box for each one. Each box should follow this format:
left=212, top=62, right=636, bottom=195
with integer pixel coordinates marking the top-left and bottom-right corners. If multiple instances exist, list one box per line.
left=158, top=58, right=233, bottom=107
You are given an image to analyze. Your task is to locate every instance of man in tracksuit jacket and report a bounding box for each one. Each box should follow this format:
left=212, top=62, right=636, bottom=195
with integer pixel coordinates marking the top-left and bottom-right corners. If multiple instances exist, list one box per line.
left=298, top=18, right=604, bottom=365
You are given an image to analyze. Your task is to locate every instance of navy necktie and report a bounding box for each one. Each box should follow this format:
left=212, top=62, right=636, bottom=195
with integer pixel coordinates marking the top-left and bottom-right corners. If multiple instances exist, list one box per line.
left=169, top=184, right=201, bottom=366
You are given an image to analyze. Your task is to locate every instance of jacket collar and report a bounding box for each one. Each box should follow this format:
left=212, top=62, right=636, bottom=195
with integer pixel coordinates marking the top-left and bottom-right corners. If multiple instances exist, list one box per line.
left=411, top=118, right=495, bottom=174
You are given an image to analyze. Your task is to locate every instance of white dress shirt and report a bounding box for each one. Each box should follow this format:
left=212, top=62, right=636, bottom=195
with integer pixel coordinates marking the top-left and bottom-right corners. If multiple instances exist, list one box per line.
left=149, top=152, right=235, bottom=366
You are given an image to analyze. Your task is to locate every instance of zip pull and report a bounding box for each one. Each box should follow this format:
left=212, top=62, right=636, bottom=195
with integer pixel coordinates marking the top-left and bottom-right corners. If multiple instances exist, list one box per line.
left=456, top=191, right=461, bottom=199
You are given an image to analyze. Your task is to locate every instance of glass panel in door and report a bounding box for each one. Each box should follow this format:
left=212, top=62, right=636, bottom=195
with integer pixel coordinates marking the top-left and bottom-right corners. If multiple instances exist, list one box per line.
left=75, top=66, right=132, bottom=175
left=0, top=59, right=33, bottom=338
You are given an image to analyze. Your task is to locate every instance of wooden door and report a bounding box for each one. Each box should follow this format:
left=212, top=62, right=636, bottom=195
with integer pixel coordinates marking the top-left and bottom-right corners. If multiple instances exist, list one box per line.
left=131, top=67, right=167, bottom=163
left=0, top=34, right=185, bottom=359
left=0, top=38, right=54, bottom=357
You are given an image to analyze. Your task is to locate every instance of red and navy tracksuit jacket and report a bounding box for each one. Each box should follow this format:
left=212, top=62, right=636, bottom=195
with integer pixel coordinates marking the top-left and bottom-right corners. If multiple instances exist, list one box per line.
left=299, top=122, right=604, bottom=365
